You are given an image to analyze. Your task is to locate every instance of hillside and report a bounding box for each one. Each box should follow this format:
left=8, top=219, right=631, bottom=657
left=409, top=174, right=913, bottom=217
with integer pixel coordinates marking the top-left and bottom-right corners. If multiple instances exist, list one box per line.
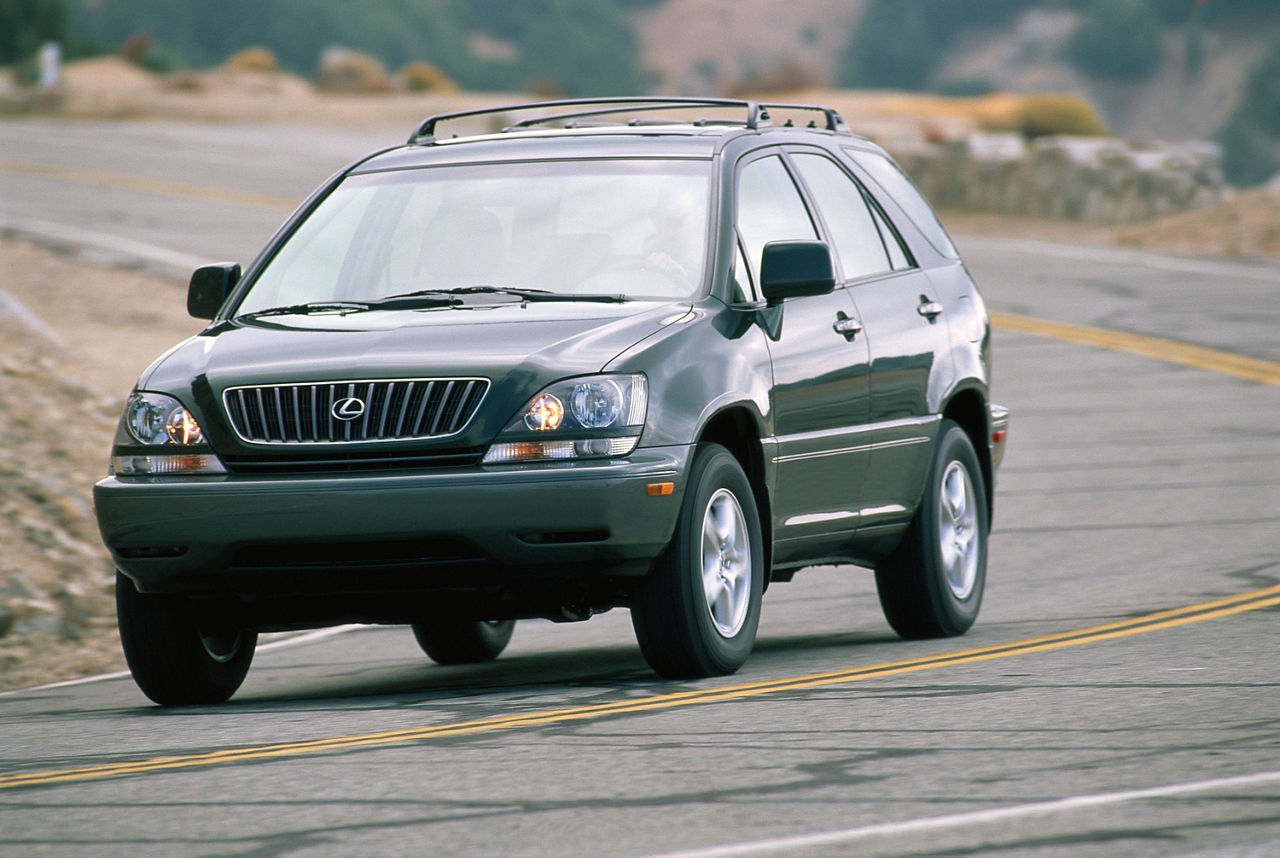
left=632, top=2, right=1273, bottom=144
left=930, top=11, right=1270, bottom=142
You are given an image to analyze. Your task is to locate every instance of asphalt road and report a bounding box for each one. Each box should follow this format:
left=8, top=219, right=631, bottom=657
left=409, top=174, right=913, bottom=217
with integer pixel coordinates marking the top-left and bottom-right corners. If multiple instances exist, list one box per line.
left=2, top=119, right=1278, bottom=857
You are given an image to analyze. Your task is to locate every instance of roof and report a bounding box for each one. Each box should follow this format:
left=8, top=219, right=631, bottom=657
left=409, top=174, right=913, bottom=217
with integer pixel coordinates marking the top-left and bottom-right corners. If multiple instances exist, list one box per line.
left=352, top=97, right=865, bottom=173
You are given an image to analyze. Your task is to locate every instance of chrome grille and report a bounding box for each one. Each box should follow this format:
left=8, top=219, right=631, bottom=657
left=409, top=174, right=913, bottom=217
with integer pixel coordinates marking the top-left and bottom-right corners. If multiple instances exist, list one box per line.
left=222, top=378, right=488, bottom=444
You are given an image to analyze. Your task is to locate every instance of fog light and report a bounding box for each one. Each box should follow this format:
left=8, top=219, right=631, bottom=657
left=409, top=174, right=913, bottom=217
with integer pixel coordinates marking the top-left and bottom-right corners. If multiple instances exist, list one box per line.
left=112, top=454, right=226, bottom=475
left=481, top=436, right=639, bottom=464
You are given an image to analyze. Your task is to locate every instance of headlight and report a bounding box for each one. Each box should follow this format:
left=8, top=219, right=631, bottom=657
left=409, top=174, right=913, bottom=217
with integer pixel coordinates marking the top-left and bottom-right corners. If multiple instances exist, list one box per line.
left=111, top=392, right=225, bottom=476
left=124, top=392, right=206, bottom=446
left=483, top=374, right=647, bottom=464
left=571, top=378, right=624, bottom=428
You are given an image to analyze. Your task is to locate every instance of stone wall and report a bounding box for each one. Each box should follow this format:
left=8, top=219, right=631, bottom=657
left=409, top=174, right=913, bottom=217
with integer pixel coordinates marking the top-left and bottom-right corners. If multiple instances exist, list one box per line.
left=892, top=133, right=1225, bottom=223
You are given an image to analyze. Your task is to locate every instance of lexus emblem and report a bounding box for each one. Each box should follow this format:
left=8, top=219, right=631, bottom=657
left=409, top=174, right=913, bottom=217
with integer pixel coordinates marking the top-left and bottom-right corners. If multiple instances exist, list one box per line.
left=331, top=397, right=366, bottom=421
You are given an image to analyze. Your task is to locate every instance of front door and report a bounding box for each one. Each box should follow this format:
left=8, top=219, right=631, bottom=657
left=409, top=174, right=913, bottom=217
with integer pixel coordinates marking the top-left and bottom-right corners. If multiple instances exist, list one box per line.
left=735, top=152, right=872, bottom=558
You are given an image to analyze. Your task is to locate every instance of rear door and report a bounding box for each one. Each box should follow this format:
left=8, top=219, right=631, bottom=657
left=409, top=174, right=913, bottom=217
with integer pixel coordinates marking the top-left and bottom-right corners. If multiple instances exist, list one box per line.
left=788, top=148, right=942, bottom=532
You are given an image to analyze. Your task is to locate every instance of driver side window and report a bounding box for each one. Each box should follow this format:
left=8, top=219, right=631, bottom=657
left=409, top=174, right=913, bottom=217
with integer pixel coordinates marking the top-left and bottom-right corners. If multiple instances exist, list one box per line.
left=735, top=155, right=818, bottom=282
left=730, top=241, right=757, bottom=303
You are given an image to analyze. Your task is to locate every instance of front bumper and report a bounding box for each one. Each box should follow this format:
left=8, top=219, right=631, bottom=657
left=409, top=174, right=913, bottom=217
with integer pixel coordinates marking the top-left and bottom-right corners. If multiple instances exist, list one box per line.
left=95, top=447, right=689, bottom=596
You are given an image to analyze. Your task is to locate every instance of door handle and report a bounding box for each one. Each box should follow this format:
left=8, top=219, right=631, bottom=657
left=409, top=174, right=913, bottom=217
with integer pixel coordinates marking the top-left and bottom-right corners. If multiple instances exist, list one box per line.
left=832, top=311, right=862, bottom=340
left=917, top=297, right=944, bottom=321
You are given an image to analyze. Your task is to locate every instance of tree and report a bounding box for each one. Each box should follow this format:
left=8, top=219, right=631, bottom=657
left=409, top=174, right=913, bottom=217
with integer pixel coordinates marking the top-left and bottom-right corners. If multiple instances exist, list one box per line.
left=0, top=0, right=69, bottom=65
left=839, top=0, right=940, bottom=90
left=449, top=0, right=649, bottom=95
left=1067, top=1, right=1164, bottom=80
left=1216, top=37, right=1280, bottom=185
left=838, top=0, right=1030, bottom=92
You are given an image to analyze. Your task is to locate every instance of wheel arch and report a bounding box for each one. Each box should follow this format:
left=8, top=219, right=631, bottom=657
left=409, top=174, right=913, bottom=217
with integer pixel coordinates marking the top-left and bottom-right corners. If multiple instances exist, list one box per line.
left=941, top=386, right=994, bottom=524
left=695, top=404, right=774, bottom=584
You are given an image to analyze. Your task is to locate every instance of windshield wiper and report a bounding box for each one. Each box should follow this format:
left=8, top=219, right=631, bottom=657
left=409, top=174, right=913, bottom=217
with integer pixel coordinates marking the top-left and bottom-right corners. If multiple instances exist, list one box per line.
left=235, top=294, right=465, bottom=319
left=378, top=286, right=628, bottom=304
left=235, top=301, right=377, bottom=319
left=237, top=287, right=625, bottom=319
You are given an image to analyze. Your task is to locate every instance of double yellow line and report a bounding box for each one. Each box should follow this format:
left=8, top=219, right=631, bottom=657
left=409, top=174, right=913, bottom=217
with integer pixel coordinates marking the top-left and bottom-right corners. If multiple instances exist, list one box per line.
left=5, top=582, right=1279, bottom=791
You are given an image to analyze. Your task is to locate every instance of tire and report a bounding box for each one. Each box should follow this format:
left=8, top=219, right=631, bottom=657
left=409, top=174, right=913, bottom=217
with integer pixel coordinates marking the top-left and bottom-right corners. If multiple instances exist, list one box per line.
left=875, top=420, right=988, bottom=639
left=631, top=443, right=764, bottom=678
left=411, top=619, right=515, bottom=665
left=115, top=571, right=256, bottom=706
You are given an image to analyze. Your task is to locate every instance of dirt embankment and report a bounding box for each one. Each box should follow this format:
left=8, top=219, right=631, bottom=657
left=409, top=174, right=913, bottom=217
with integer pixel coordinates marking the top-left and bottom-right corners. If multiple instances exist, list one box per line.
left=1112, top=187, right=1280, bottom=258
left=0, top=237, right=201, bottom=691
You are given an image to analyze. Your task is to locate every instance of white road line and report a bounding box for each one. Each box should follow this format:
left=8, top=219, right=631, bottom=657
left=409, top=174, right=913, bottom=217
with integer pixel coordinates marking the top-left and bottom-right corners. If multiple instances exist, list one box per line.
left=650, top=769, right=1280, bottom=858
left=0, top=625, right=364, bottom=696
left=0, top=290, right=69, bottom=351
left=0, top=212, right=207, bottom=274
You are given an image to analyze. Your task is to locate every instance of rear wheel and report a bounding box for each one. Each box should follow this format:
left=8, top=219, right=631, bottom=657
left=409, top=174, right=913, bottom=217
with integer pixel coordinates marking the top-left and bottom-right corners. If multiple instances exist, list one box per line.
left=411, top=619, right=515, bottom=665
left=631, top=443, right=764, bottom=678
left=115, top=571, right=256, bottom=706
left=875, top=420, right=988, bottom=639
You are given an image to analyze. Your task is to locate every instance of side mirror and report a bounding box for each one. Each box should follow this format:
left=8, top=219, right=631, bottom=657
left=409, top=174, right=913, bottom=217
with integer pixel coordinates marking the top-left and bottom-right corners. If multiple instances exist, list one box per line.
left=759, top=241, right=835, bottom=304
left=187, top=262, right=241, bottom=320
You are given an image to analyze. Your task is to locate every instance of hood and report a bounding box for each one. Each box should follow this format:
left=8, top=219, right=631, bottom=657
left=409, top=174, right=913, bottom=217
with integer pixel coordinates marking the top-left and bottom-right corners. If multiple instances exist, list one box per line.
left=140, top=299, right=689, bottom=452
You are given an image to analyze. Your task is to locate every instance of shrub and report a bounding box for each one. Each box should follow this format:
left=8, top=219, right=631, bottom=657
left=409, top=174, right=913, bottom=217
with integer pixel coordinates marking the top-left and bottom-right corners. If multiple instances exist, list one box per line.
left=399, top=61, right=457, bottom=94
left=117, top=34, right=150, bottom=66
left=225, top=47, right=278, bottom=74
left=315, top=47, right=391, bottom=94
left=1015, top=93, right=1108, bottom=138
left=117, top=33, right=177, bottom=73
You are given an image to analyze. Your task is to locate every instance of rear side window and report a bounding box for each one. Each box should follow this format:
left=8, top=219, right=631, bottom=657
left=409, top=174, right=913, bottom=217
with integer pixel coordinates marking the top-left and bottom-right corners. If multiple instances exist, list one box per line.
left=735, top=155, right=818, bottom=278
left=845, top=148, right=958, bottom=259
left=869, top=203, right=911, bottom=270
left=791, top=153, right=893, bottom=280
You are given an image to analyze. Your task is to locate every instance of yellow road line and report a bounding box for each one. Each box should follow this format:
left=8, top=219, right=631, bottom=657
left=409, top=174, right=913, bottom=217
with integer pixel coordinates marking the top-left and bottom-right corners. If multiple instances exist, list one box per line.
left=4, top=582, right=1279, bottom=791
left=991, top=310, right=1280, bottom=388
left=0, top=159, right=297, bottom=211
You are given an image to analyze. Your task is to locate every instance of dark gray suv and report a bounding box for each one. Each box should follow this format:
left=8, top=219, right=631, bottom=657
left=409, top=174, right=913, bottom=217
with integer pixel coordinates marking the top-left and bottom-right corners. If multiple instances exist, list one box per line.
left=94, top=98, right=1008, bottom=705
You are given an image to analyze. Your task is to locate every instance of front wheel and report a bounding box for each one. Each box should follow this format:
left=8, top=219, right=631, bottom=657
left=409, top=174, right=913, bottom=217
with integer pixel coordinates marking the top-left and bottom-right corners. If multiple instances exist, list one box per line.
left=115, top=572, right=256, bottom=705
left=411, top=619, right=515, bottom=665
left=631, top=443, right=764, bottom=678
left=875, top=420, right=988, bottom=639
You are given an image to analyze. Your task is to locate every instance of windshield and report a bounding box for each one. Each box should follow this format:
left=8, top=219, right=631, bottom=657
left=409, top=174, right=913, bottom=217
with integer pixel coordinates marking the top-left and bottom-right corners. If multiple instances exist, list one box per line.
left=235, top=159, right=712, bottom=316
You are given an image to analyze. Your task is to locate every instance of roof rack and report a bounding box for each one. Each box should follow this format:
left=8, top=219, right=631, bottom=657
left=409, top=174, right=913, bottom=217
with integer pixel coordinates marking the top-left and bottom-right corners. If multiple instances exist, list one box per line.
left=408, top=97, right=849, bottom=144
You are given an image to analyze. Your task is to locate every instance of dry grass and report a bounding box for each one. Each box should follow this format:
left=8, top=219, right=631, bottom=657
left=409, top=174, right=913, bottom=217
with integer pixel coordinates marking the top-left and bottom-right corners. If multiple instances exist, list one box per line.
left=1114, top=188, right=1280, bottom=258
